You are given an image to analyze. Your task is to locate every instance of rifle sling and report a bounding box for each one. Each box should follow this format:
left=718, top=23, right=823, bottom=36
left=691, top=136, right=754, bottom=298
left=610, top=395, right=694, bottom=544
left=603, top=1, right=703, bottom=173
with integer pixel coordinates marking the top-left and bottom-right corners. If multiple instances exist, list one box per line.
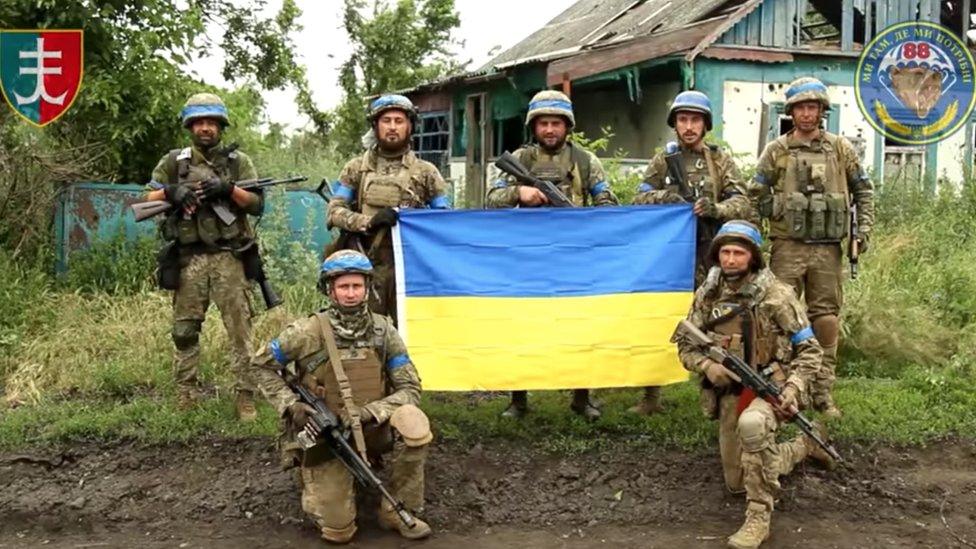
left=316, top=313, right=370, bottom=462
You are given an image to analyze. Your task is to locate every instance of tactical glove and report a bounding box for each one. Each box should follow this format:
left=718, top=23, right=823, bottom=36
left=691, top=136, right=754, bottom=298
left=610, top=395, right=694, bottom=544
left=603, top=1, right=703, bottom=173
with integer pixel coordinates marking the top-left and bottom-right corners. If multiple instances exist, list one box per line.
left=287, top=402, right=316, bottom=431
left=164, top=184, right=199, bottom=209
left=339, top=404, right=374, bottom=428
left=369, top=207, right=399, bottom=230
left=702, top=359, right=733, bottom=387
left=199, top=177, right=235, bottom=200
left=694, top=196, right=719, bottom=218
left=775, top=384, right=800, bottom=420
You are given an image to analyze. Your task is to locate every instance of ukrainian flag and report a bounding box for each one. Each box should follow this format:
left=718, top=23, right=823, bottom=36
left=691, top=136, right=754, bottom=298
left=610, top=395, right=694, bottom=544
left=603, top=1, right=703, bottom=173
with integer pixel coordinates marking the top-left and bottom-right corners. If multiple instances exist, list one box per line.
left=392, top=205, right=695, bottom=390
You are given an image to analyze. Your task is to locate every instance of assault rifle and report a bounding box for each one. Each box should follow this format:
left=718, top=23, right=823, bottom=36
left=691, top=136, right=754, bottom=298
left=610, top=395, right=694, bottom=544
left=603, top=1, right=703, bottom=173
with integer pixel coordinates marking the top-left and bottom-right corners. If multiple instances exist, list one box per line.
left=675, top=319, right=843, bottom=463
left=131, top=175, right=309, bottom=222
left=849, top=203, right=859, bottom=279
left=275, top=368, right=419, bottom=529
left=495, top=151, right=574, bottom=207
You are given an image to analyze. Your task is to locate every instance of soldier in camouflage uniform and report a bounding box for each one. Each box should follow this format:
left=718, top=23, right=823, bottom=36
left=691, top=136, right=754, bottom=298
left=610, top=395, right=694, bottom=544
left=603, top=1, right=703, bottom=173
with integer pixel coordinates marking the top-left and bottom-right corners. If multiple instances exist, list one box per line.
left=672, top=221, right=834, bottom=549
left=252, top=250, right=432, bottom=543
left=486, top=90, right=618, bottom=421
left=753, top=77, right=874, bottom=419
left=630, top=90, right=755, bottom=416
left=146, top=92, right=263, bottom=420
left=327, top=94, right=451, bottom=323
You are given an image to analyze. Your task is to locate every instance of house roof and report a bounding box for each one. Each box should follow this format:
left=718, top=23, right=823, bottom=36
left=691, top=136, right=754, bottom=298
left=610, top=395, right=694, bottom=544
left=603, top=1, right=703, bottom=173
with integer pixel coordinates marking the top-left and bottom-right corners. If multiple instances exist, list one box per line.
left=479, top=0, right=742, bottom=71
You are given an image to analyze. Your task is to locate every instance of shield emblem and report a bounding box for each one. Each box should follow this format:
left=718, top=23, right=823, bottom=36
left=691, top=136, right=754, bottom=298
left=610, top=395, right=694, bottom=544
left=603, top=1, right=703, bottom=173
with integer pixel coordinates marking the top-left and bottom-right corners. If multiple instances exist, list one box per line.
left=0, top=29, right=83, bottom=127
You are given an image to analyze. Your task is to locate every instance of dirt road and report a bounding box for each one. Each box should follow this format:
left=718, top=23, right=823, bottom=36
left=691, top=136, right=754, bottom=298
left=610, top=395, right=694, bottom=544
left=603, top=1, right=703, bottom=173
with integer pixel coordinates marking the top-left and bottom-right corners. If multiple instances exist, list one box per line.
left=2, top=438, right=974, bottom=548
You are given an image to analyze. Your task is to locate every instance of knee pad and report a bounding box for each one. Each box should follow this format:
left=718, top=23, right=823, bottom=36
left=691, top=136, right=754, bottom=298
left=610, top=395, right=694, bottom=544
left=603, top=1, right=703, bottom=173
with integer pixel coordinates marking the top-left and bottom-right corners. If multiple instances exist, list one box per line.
left=171, top=319, right=202, bottom=350
left=737, top=409, right=772, bottom=452
left=390, top=404, right=432, bottom=447
left=811, top=315, right=839, bottom=347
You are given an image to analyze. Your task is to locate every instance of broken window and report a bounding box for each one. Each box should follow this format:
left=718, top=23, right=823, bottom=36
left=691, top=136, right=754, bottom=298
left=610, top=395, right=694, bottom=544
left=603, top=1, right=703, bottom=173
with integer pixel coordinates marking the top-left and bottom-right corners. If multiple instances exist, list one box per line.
left=413, top=111, right=450, bottom=175
left=493, top=116, right=526, bottom=157
left=883, top=135, right=925, bottom=188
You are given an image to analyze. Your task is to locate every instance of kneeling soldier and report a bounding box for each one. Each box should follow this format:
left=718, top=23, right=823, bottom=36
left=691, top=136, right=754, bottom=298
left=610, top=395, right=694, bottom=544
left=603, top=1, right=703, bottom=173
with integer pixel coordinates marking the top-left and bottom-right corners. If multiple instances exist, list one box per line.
left=673, top=221, right=834, bottom=548
left=252, top=250, right=432, bottom=543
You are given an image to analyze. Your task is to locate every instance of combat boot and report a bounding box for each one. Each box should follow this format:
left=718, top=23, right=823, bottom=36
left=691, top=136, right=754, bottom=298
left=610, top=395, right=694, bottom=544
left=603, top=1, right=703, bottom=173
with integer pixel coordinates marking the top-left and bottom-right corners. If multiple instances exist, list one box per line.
left=570, top=390, right=601, bottom=421
left=235, top=390, right=257, bottom=422
left=727, top=502, right=770, bottom=549
left=628, top=386, right=664, bottom=415
left=501, top=391, right=528, bottom=419
left=378, top=504, right=432, bottom=540
left=815, top=397, right=843, bottom=420
left=804, top=422, right=837, bottom=470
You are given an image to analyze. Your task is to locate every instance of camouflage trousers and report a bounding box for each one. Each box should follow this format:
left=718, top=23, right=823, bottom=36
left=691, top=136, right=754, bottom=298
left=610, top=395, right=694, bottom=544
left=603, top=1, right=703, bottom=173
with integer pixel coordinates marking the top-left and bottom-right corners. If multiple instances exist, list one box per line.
left=769, top=239, right=842, bottom=406
left=171, top=251, right=254, bottom=392
left=299, top=425, right=428, bottom=540
left=736, top=398, right=811, bottom=512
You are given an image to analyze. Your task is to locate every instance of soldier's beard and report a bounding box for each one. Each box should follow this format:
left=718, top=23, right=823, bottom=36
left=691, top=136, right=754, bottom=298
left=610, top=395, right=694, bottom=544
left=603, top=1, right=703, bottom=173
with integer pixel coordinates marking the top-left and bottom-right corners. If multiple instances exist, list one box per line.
left=377, top=131, right=410, bottom=155
left=722, top=266, right=750, bottom=282
left=191, top=132, right=219, bottom=151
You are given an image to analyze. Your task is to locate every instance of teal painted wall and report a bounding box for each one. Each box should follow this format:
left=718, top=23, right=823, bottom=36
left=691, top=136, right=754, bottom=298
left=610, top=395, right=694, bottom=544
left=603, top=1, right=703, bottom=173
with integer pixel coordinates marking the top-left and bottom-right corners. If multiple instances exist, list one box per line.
left=54, top=183, right=332, bottom=273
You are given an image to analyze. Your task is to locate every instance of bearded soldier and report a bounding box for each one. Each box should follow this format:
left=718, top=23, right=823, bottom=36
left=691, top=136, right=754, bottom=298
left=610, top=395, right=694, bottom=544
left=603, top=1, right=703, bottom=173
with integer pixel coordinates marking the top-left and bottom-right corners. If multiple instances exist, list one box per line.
left=673, top=221, right=834, bottom=549
left=630, top=90, right=755, bottom=416
left=486, top=90, right=618, bottom=421
left=252, top=250, right=432, bottom=543
left=753, top=77, right=874, bottom=419
left=145, top=92, right=262, bottom=419
left=327, top=94, right=451, bottom=322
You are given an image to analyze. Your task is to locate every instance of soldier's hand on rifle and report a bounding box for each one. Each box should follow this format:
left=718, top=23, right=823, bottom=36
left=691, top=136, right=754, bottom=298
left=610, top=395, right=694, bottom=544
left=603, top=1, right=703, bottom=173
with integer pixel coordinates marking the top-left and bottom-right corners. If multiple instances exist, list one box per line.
left=369, top=207, right=399, bottom=230
left=775, top=384, right=800, bottom=420
left=339, top=405, right=374, bottom=428
left=856, top=231, right=869, bottom=254
left=694, top=196, right=719, bottom=218
left=701, top=359, right=734, bottom=387
left=198, top=176, right=235, bottom=201
left=518, top=185, right=549, bottom=207
left=164, top=184, right=199, bottom=210
left=288, top=402, right=317, bottom=430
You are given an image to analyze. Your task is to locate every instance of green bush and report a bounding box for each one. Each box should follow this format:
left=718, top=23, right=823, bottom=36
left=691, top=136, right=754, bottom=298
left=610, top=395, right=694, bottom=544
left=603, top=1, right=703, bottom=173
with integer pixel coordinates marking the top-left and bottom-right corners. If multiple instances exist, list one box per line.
left=841, top=181, right=976, bottom=372
left=61, top=232, right=158, bottom=295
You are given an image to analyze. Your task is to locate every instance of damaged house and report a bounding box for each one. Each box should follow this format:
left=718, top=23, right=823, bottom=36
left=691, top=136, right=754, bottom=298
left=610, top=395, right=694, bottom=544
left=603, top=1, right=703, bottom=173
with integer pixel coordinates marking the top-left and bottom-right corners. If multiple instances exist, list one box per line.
left=403, top=0, right=976, bottom=207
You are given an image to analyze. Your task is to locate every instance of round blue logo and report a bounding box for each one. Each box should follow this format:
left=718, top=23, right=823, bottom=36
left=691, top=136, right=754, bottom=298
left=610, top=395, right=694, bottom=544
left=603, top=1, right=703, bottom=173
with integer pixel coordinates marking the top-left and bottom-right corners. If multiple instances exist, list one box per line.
left=856, top=21, right=975, bottom=145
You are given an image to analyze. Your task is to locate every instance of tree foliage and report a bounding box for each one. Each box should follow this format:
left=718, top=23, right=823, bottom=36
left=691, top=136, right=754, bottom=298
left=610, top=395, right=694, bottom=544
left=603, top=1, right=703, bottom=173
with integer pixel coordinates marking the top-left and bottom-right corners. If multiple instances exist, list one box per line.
left=332, top=0, right=465, bottom=156
left=0, top=0, right=325, bottom=181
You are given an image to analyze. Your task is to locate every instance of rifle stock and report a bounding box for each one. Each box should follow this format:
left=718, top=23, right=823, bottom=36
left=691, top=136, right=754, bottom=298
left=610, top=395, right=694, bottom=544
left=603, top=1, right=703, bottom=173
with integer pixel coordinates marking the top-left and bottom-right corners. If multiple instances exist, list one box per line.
left=676, top=319, right=843, bottom=462
left=132, top=175, right=309, bottom=223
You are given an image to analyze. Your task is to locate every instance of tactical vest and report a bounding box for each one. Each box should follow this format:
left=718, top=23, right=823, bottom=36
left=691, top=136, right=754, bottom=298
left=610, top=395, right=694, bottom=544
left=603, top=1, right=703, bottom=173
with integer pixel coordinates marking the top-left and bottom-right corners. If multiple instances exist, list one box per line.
left=699, top=270, right=781, bottom=379
left=768, top=133, right=849, bottom=242
left=160, top=147, right=254, bottom=248
left=680, top=146, right=722, bottom=201
left=295, top=314, right=388, bottom=417
left=356, top=151, right=426, bottom=217
left=524, top=143, right=592, bottom=206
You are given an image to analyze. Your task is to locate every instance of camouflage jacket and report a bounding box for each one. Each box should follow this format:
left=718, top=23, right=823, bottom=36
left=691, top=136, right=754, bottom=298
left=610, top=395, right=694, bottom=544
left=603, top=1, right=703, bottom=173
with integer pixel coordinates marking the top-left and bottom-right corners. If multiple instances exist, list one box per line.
left=753, top=130, right=874, bottom=236
left=252, top=311, right=422, bottom=424
left=674, top=268, right=822, bottom=399
left=485, top=142, right=618, bottom=208
left=634, top=143, right=754, bottom=222
left=328, top=147, right=449, bottom=232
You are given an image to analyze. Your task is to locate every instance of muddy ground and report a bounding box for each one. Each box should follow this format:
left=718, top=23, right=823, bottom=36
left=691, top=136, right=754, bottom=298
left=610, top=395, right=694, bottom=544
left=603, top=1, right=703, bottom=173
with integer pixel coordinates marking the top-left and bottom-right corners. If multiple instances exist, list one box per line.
left=1, top=437, right=975, bottom=548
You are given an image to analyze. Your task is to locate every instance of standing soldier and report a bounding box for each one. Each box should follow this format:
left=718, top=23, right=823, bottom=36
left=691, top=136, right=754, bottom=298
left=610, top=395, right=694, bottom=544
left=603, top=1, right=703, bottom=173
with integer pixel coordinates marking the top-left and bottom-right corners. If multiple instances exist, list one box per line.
left=630, top=90, right=755, bottom=416
left=486, top=90, right=618, bottom=421
left=252, top=250, right=432, bottom=543
left=753, top=77, right=874, bottom=419
left=673, top=221, right=834, bottom=549
left=327, top=94, right=451, bottom=322
left=146, top=92, right=263, bottom=420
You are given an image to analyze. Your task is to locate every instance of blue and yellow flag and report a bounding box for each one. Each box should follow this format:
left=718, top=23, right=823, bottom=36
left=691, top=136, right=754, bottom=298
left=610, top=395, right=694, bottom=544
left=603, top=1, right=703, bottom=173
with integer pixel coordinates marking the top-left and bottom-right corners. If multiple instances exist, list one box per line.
left=392, top=205, right=695, bottom=391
